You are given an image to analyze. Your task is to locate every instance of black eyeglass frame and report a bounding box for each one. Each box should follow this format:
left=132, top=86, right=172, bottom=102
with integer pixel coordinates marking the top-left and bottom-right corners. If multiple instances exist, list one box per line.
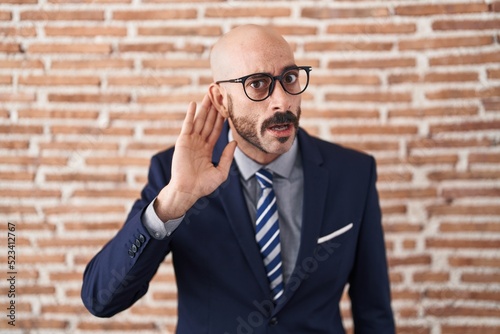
left=215, top=66, right=312, bottom=102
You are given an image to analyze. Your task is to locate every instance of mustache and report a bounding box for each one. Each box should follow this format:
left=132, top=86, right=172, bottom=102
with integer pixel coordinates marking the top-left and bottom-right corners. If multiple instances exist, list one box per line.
left=261, top=111, right=299, bottom=132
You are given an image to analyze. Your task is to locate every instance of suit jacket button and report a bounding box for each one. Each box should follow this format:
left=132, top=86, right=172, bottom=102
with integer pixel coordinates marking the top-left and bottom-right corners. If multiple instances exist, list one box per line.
left=131, top=244, right=138, bottom=253
left=138, top=234, right=146, bottom=243
left=135, top=239, right=141, bottom=247
left=128, top=249, right=135, bottom=258
left=269, top=317, right=278, bottom=326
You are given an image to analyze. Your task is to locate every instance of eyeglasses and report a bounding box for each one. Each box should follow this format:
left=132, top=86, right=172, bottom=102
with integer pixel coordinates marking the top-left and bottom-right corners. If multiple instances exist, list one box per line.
left=215, top=66, right=312, bottom=102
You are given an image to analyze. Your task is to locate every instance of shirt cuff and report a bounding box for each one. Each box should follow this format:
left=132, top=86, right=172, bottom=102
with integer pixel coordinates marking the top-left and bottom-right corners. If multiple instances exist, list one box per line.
left=142, top=198, right=184, bottom=240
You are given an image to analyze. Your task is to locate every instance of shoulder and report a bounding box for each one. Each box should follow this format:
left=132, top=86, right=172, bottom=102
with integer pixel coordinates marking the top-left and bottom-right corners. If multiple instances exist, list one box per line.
left=297, top=128, right=375, bottom=170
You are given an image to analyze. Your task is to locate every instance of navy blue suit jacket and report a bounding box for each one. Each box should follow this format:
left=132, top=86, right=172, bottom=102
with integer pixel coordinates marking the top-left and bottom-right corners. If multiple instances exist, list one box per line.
left=82, top=124, right=395, bottom=333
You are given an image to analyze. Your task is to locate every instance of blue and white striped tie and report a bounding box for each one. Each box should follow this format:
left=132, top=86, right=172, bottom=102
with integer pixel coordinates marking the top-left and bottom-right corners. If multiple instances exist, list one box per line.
left=255, top=169, right=285, bottom=302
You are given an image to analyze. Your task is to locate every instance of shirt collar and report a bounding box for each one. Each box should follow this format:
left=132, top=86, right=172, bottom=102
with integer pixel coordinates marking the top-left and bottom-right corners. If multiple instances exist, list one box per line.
left=229, top=128, right=299, bottom=181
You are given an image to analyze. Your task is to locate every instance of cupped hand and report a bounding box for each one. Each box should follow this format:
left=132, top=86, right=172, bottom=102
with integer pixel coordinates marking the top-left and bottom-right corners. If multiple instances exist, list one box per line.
left=154, top=95, right=237, bottom=221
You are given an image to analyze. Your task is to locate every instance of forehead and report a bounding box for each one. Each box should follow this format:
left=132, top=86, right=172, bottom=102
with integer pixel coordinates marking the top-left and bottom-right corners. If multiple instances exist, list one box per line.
left=230, top=44, right=295, bottom=77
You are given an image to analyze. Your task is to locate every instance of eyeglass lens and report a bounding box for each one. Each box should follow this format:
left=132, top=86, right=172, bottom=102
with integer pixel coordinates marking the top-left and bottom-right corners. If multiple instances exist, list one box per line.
left=244, top=68, right=309, bottom=101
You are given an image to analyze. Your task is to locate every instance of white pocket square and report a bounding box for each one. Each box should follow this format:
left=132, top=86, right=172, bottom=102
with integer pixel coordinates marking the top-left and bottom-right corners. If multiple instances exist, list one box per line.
left=317, top=223, right=353, bottom=244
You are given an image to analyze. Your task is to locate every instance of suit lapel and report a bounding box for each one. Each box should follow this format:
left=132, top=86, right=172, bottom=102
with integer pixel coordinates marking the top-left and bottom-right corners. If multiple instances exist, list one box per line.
left=275, top=130, right=329, bottom=313
left=213, top=124, right=270, bottom=296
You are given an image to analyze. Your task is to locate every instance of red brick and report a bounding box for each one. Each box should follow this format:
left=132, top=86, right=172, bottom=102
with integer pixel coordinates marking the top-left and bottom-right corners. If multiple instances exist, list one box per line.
left=488, top=68, right=500, bottom=79
left=142, top=58, right=210, bottom=69
left=45, top=26, right=126, bottom=37
left=18, top=108, right=99, bottom=119
left=425, top=289, right=500, bottom=302
left=109, top=110, right=186, bottom=121
left=413, top=271, right=449, bottom=282
left=302, top=7, right=389, bottom=19
left=0, top=92, right=36, bottom=102
left=399, top=36, right=493, bottom=50
left=395, top=3, right=488, bottom=16
left=327, top=23, right=416, bottom=34
left=45, top=173, right=125, bottom=182
left=331, top=124, right=417, bottom=135
left=427, top=238, right=500, bottom=248
left=441, top=326, right=500, bottom=334
left=15, top=319, right=69, bottom=330
left=428, top=205, right=500, bottom=217
left=0, top=26, right=36, bottom=37
left=482, top=98, right=500, bottom=111
left=0, top=43, right=22, bottom=53
left=114, top=74, right=191, bottom=86
left=408, top=138, right=489, bottom=151
left=326, top=91, right=412, bottom=103
left=433, top=19, right=500, bottom=30
left=0, top=171, right=34, bottom=181
left=39, top=239, right=110, bottom=248
left=442, top=187, right=500, bottom=199
left=51, top=59, right=133, bottom=69
left=430, top=120, right=500, bottom=133
left=137, top=93, right=205, bottom=104
left=40, top=141, right=118, bottom=152
left=205, top=7, right=291, bottom=18
left=443, top=220, right=500, bottom=232
left=469, top=153, right=500, bottom=163
left=271, top=25, right=318, bottom=36
left=19, top=75, right=100, bottom=86
left=48, top=93, right=130, bottom=103
left=50, top=125, right=133, bottom=136
left=329, top=57, right=416, bottom=69
left=0, top=189, right=61, bottom=198
left=85, top=156, right=150, bottom=166
left=20, top=10, right=104, bottom=21
left=28, top=43, right=111, bottom=54
left=65, top=221, right=123, bottom=231
left=426, top=306, right=500, bottom=317
left=0, top=11, right=12, bottom=20
left=118, top=42, right=175, bottom=53
left=427, top=170, right=500, bottom=181
left=0, top=125, right=43, bottom=134
left=448, top=256, right=500, bottom=267
left=379, top=187, right=437, bottom=199
left=77, top=321, right=156, bottom=331
left=430, top=51, right=500, bottom=66
left=389, top=72, right=478, bottom=85
left=462, top=273, right=500, bottom=283
left=384, top=223, right=423, bottom=233
left=113, top=9, right=197, bottom=20
left=138, top=25, right=221, bottom=36
left=305, top=41, right=393, bottom=52
left=388, top=255, right=431, bottom=266
left=72, top=189, right=139, bottom=199
left=0, top=60, right=43, bottom=69
left=43, top=205, right=125, bottom=215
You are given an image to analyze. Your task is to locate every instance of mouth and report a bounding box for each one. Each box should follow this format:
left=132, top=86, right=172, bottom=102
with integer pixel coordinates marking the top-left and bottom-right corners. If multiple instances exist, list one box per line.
left=266, top=122, right=294, bottom=138
left=261, top=111, right=299, bottom=139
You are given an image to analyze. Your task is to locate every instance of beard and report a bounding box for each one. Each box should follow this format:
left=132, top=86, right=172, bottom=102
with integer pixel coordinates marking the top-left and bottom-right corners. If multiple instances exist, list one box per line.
left=227, top=95, right=300, bottom=154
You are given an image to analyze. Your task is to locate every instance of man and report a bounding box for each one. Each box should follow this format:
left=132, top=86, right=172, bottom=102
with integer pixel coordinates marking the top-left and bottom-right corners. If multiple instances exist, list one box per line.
left=82, top=24, right=395, bottom=333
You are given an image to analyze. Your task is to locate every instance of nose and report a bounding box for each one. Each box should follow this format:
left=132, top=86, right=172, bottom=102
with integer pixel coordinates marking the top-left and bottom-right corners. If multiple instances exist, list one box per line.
left=268, top=79, right=291, bottom=111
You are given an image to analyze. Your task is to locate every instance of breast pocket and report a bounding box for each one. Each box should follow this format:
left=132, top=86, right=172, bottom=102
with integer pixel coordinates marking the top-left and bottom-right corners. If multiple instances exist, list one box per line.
left=317, top=222, right=353, bottom=244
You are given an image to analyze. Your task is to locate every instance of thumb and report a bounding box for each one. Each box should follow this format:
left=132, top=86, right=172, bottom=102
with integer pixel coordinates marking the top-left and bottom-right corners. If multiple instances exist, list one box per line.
left=217, top=141, right=237, bottom=178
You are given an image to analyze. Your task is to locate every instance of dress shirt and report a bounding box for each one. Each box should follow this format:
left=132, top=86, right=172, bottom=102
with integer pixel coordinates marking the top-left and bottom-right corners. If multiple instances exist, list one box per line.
left=142, top=130, right=305, bottom=284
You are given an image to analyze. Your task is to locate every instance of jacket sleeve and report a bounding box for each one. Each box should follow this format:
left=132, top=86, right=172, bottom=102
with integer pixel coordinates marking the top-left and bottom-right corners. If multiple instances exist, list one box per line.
left=348, top=157, right=396, bottom=333
left=81, top=150, right=174, bottom=317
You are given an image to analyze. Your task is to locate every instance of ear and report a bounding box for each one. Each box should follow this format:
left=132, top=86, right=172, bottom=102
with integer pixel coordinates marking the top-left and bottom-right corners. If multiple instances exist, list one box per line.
left=208, top=83, right=229, bottom=118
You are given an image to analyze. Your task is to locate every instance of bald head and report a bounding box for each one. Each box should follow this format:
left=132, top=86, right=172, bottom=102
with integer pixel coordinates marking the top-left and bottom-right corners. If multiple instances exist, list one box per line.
left=210, top=25, right=295, bottom=82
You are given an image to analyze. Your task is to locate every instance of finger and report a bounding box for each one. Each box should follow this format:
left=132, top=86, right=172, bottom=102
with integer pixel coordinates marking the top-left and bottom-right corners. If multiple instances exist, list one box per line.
left=207, top=109, right=225, bottom=146
left=201, top=103, right=218, bottom=140
left=180, top=101, right=196, bottom=135
left=217, top=141, right=237, bottom=177
left=192, top=95, right=211, bottom=134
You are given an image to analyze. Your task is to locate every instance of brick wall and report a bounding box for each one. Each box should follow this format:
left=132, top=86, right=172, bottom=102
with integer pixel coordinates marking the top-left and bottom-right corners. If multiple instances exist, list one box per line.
left=0, top=0, right=499, bottom=333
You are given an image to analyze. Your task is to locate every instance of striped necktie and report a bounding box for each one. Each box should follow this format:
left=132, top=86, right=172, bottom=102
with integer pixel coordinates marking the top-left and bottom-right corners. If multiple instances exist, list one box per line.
left=255, top=169, right=285, bottom=302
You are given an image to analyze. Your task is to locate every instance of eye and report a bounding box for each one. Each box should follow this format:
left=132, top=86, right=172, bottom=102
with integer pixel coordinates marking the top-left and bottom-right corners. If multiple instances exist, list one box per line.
left=283, top=71, right=299, bottom=85
left=246, top=75, right=271, bottom=90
